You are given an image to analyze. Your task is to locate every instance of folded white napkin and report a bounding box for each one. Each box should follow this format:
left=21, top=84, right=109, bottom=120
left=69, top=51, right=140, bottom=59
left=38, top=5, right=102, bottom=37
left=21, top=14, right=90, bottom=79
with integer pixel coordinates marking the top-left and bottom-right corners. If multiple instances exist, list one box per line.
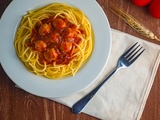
left=50, top=29, right=160, bottom=120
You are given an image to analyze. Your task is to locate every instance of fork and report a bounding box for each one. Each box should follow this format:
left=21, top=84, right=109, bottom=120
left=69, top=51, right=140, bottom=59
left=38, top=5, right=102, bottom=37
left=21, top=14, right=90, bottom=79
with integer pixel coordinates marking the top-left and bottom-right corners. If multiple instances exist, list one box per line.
left=72, top=42, right=145, bottom=114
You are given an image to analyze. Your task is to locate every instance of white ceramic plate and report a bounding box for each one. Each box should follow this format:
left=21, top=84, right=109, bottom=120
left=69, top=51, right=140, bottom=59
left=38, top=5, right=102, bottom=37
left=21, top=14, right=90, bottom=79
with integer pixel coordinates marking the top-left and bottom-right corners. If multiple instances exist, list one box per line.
left=0, top=0, right=112, bottom=98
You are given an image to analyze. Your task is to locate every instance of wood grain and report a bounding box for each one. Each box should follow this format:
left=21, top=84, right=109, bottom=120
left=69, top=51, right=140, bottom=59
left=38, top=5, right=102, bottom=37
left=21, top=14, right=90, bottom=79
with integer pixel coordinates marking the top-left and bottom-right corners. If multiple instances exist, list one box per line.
left=0, top=0, right=159, bottom=120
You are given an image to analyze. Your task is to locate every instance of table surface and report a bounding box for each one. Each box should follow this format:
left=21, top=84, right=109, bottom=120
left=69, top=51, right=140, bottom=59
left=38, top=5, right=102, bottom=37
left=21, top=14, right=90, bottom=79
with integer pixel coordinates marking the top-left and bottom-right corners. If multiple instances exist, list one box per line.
left=0, top=0, right=160, bottom=120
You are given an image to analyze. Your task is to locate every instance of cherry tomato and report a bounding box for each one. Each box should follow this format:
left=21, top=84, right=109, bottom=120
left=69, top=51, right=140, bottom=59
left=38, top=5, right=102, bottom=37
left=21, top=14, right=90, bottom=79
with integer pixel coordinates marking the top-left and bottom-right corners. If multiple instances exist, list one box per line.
left=149, top=0, right=160, bottom=18
left=131, top=0, right=152, bottom=6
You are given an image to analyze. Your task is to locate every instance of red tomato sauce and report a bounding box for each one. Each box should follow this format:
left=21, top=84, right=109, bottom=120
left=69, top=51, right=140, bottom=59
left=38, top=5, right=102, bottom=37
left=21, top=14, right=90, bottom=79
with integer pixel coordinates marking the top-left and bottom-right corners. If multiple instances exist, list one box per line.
left=27, top=15, right=84, bottom=65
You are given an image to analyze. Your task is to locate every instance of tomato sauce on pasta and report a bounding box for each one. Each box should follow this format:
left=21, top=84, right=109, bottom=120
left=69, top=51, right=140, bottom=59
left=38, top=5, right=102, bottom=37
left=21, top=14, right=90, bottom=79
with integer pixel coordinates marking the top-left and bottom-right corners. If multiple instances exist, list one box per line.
left=28, top=16, right=83, bottom=65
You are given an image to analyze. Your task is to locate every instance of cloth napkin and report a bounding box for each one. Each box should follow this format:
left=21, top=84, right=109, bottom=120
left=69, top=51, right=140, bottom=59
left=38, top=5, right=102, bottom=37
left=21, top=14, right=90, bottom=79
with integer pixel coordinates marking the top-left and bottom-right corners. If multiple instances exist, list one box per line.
left=17, top=29, right=160, bottom=120
left=51, top=29, right=160, bottom=120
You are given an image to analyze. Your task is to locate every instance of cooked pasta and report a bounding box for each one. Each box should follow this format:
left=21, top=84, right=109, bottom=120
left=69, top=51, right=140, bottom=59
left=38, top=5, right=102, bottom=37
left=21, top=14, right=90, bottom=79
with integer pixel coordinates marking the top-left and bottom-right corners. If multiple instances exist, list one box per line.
left=14, top=3, right=94, bottom=79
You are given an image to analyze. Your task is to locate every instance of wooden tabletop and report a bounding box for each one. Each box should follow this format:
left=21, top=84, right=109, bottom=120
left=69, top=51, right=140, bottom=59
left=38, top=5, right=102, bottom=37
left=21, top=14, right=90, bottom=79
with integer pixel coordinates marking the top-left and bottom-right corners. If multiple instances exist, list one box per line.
left=0, top=0, right=160, bottom=120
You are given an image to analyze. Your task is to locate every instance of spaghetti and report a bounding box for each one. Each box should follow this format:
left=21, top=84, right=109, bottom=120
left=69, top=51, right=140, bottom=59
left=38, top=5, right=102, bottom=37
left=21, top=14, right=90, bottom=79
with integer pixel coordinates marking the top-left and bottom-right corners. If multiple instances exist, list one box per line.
left=14, top=3, right=93, bottom=79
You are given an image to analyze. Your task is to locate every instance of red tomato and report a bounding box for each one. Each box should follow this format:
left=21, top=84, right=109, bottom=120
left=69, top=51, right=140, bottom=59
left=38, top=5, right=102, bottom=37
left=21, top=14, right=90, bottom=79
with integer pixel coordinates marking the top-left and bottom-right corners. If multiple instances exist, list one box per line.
left=149, top=0, right=160, bottom=18
left=131, top=0, right=152, bottom=6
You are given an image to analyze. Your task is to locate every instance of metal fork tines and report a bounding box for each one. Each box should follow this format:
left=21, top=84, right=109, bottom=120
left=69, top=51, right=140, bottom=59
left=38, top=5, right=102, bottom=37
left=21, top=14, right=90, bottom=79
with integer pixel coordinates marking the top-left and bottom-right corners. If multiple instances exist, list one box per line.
left=119, top=42, right=145, bottom=68
left=71, top=42, right=145, bottom=114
